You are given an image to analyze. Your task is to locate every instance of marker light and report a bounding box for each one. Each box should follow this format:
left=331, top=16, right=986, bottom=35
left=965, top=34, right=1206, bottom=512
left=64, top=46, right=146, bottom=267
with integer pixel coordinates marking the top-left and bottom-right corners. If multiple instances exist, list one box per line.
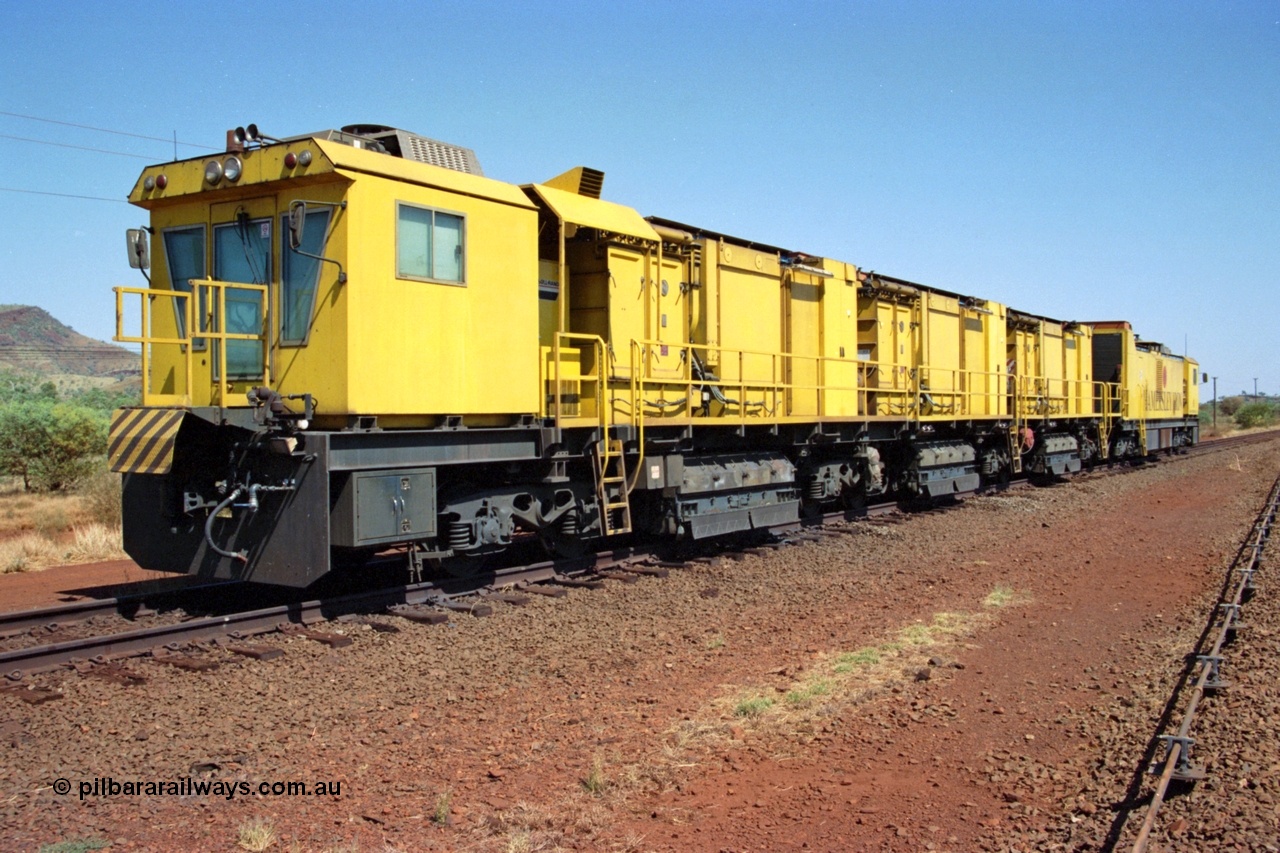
left=204, top=160, right=223, bottom=185
left=156, top=174, right=168, bottom=189
left=284, top=152, right=297, bottom=168
left=224, top=156, right=242, bottom=182
left=144, top=176, right=155, bottom=191
left=298, top=150, right=312, bottom=167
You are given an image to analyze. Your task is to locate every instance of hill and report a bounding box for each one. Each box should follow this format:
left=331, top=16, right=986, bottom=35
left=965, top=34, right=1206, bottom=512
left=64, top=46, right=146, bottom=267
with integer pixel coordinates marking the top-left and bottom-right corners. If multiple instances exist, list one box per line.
left=0, top=305, right=139, bottom=393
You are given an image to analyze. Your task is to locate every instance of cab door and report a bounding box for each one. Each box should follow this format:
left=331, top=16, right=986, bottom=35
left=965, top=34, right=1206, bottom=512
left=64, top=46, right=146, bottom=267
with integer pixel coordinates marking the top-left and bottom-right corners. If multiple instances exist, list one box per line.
left=211, top=198, right=276, bottom=381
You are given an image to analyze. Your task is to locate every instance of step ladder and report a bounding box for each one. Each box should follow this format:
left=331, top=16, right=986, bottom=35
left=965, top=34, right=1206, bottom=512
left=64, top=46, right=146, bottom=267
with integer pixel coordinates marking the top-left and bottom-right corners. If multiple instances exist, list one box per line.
left=594, top=439, right=633, bottom=535
left=1137, top=418, right=1149, bottom=456
left=1007, top=423, right=1024, bottom=474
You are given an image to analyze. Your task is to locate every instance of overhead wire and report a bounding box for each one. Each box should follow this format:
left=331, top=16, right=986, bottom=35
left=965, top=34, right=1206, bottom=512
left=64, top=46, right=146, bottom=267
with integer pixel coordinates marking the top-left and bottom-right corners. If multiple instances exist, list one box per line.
left=0, top=110, right=218, bottom=151
left=0, top=110, right=211, bottom=202
left=0, top=132, right=154, bottom=159
left=0, top=187, right=127, bottom=203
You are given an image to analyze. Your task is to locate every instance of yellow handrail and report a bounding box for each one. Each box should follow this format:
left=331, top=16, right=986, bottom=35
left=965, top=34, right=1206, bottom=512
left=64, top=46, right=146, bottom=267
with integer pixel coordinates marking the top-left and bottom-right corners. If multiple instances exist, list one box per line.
left=114, top=280, right=270, bottom=407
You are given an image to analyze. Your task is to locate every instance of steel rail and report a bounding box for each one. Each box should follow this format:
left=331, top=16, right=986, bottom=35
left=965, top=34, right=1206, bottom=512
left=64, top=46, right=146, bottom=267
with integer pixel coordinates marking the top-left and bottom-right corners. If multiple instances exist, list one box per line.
left=0, top=580, right=236, bottom=636
left=0, top=546, right=651, bottom=679
left=1130, top=470, right=1280, bottom=852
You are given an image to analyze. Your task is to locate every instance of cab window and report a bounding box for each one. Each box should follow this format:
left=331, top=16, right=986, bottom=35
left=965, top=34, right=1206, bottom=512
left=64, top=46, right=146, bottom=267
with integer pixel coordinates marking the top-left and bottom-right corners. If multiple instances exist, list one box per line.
left=213, top=217, right=271, bottom=379
left=280, top=208, right=332, bottom=344
left=396, top=202, right=464, bottom=284
left=162, top=225, right=206, bottom=336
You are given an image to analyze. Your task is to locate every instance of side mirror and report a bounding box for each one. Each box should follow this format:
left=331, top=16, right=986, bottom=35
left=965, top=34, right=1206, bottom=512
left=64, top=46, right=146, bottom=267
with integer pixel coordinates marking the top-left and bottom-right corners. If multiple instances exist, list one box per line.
left=287, top=202, right=306, bottom=250
left=126, top=228, right=150, bottom=270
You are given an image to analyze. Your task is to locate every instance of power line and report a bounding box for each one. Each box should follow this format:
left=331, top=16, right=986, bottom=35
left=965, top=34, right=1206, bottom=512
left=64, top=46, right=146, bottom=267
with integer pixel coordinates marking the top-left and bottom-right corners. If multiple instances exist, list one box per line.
left=0, top=132, right=154, bottom=159
left=0, top=110, right=217, bottom=151
left=0, top=186, right=127, bottom=203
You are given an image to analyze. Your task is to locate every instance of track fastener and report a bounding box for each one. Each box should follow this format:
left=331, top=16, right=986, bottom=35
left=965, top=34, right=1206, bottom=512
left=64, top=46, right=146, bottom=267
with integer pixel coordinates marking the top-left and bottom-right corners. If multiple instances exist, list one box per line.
left=1152, top=735, right=1207, bottom=782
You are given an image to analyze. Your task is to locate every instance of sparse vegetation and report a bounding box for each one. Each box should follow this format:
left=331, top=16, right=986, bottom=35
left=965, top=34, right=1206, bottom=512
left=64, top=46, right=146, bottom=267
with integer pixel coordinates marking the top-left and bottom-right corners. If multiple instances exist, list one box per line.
left=984, top=585, right=1016, bottom=607
left=37, top=839, right=111, bottom=853
left=432, top=788, right=453, bottom=825
left=834, top=647, right=880, bottom=673
left=785, top=679, right=832, bottom=706
left=581, top=755, right=609, bottom=795
left=237, top=817, right=277, bottom=852
left=733, top=695, right=774, bottom=718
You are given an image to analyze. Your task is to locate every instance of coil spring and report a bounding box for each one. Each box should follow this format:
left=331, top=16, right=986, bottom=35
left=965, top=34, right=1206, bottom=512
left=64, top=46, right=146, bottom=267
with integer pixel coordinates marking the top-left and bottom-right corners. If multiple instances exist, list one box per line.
left=807, top=478, right=827, bottom=500
left=560, top=511, right=579, bottom=537
left=447, top=519, right=472, bottom=549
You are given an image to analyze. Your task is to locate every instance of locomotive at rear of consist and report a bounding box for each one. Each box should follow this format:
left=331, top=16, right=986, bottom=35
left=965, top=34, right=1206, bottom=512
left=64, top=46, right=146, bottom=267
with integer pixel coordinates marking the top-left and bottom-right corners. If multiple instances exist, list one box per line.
left=108, top=124, right=1201, bottom=587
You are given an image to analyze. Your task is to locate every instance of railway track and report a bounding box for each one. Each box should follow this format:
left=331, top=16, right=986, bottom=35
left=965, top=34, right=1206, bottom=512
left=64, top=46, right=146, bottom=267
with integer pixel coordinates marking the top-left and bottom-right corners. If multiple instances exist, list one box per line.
left=1124, top=466, right=1280, bottom=852
left=2, top=430, right=1276, bottom=683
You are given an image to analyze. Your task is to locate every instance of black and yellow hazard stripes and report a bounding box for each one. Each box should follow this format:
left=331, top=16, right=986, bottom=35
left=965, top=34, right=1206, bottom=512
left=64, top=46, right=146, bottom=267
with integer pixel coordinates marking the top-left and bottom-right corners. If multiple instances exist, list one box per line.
left=108, top=408, right=186, bottom=474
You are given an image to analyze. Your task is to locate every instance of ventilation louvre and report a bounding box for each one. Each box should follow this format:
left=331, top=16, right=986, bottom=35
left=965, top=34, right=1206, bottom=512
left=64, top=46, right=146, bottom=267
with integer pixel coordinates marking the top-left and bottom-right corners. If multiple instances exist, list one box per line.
left=543, top=166, right=605, bottom=198
left=338, top=124, right=484, bottom=175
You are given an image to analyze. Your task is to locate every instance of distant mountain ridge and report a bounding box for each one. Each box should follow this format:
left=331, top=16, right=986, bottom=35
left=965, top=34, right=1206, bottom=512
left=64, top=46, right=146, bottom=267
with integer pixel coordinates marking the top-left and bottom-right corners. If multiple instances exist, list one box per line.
left=0, top=305, right=139, bottom=387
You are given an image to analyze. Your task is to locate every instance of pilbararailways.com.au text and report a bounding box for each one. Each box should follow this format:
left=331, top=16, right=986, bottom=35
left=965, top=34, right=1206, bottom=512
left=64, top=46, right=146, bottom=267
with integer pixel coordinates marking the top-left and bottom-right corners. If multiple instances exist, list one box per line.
left=54, top=777, right=342, bottom=801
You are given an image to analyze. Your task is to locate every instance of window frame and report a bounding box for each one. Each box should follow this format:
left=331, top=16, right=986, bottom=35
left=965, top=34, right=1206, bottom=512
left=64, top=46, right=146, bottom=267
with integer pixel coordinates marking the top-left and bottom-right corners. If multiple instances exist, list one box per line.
left=395, top=201, right=467, bottom=286
left=161, top=223, right=208, bottom=349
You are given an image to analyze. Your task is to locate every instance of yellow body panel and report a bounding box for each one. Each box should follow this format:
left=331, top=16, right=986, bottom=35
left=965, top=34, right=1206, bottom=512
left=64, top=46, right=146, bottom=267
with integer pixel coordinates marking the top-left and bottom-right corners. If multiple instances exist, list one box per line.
left=857, top=297, right=917, bottom=417
left=1183, top=358, right=1201, bottom=415
left=715, top=244, right=783, bottom=399
left=817, top=261, right=861, bottom=417
left=782, top=270, right=823, bottom=417
left=339, top=170, right=538, bottom=418
left=1007, top=318, right=1093, bottom=420
left=527, top=184, right=660, bottom=242
left=123, top=138, right=539, bottom=424
left=918, top=292, right=1005, bottom=419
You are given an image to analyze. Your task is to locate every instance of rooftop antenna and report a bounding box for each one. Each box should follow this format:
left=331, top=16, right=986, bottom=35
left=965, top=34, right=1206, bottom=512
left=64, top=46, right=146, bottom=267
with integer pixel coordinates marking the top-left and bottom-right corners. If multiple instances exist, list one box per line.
left=173, top=130, right=177, bottom=161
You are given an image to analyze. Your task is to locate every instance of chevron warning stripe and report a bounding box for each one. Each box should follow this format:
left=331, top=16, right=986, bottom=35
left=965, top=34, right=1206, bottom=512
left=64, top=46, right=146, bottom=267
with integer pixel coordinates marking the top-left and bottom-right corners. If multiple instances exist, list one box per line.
left=108, top=408, right=186, bottom=474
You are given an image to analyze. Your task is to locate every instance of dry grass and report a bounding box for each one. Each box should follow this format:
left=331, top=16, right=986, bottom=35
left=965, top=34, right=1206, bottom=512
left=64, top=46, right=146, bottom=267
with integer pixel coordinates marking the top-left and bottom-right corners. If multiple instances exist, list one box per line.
left=0, top=464, right=126, bottom=572
left=236, top=817, right=277, bottom=852
left=0, top=524, right=124, bottom=573
left=1, top=533, right=62, bottom=574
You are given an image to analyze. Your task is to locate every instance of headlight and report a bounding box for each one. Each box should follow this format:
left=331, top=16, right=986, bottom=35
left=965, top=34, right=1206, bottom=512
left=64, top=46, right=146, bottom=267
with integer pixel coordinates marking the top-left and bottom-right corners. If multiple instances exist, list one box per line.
left=224, top=156, right=242, bottom=182
left=204, top=160, right=223, bottom=185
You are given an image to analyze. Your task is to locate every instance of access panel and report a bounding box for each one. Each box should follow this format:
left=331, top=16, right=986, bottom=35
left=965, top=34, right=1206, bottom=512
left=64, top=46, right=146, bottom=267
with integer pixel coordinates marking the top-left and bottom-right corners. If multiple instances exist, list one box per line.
left=332, top=467, right=437, bottom=547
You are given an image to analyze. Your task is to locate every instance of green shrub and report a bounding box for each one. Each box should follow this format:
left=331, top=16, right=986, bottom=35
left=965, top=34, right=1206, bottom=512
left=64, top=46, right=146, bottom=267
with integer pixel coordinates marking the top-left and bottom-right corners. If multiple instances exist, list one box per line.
left=1218, top=396, right=1243, bottom=417
left=1234, top=401, right=1276, bottom=430
left=0, top=401, right=108, bottom=491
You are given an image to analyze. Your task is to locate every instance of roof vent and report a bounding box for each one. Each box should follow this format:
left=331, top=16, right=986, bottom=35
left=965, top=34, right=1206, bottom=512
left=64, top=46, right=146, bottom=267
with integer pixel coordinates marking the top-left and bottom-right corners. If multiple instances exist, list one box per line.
left=340, top=124, right=483, bottom=175
left=544, top=166, right=605, bottom=199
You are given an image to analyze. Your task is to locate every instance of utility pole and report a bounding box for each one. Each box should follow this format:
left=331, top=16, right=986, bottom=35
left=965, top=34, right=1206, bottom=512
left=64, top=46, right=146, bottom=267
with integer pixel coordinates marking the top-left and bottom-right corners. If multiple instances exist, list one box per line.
left=1213, top=377, right=1218, bottom=428
left=1255, top=378, right=1259, bottom=399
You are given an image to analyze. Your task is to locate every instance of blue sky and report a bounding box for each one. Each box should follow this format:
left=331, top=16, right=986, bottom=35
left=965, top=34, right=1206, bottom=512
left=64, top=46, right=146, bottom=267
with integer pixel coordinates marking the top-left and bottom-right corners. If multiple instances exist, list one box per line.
left=2, top=1, right=1276, bottom=398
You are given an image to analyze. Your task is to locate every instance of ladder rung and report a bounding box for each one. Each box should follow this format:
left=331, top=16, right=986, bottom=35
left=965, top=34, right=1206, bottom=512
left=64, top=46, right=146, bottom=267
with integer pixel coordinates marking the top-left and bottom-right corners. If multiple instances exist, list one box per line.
left=602, top=477, right=627, bottom=485
left=606, top=502, right=630, bottom=510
